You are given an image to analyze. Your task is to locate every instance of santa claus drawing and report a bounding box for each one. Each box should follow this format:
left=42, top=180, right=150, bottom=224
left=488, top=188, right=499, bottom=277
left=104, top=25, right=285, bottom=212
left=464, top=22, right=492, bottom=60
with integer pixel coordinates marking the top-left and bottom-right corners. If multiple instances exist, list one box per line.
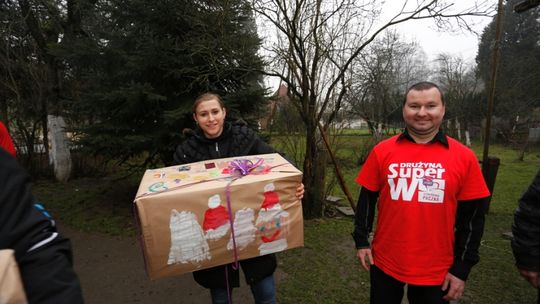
left=255, top=183, right=290, bottom=255
left=202, top=194, right=231, bottom=241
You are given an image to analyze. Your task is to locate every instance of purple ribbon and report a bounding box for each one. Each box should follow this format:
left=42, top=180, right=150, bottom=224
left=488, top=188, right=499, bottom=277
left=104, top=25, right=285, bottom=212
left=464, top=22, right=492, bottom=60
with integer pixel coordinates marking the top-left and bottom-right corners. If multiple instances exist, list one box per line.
left=224, top=158, right=265, bottom=270
left=223, top=157, right=266, bottom=297
left=228, top=158, right=264, bottom=177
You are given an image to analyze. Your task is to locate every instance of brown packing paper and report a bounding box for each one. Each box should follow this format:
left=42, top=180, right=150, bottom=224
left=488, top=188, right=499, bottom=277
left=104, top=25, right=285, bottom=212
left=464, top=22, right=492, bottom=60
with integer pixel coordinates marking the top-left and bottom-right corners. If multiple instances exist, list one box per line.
left=134, top=153, right=304, bottom=280
left=0, top=249, right=28, bottom=304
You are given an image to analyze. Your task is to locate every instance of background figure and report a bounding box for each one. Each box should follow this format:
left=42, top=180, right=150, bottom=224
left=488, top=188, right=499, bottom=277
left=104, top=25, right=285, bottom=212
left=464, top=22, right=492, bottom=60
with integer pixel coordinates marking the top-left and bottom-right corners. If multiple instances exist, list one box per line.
left=511, top=170, right=540, bottom=304
left=353, top=82, right=490, bottom=304
left=0, top=148, right=83, bottom=303
left=0, top=121, right=16, bottom=157
left=173, top=92, right=304, bottom=304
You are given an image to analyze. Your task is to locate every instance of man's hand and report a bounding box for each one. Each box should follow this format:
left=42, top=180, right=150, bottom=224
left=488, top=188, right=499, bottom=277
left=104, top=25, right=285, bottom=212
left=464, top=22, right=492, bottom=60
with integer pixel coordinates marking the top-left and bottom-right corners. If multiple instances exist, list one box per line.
left=518, top=269, right=540, bottom=288
left=442, top=273, right=465, bottom=301
left=356, top=248, right=373, bottom=271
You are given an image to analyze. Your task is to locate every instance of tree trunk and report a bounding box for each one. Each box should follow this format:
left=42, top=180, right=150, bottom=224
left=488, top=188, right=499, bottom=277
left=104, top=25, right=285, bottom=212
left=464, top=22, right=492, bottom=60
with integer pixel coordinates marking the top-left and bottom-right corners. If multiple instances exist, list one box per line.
left=47, top=115, right=72, bottom=182
left=0, top=97, right=7, bottom=124
left=302, top=125, right=326, bottom=218
left=456, top=118, right=462, bottom=141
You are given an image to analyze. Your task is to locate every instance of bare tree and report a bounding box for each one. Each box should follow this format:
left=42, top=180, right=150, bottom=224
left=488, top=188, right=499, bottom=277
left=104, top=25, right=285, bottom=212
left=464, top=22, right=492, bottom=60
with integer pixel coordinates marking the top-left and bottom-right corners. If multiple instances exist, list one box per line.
left=435, top=53, right=483, bottom=146
left=13, top=0, right=93, bottom=181
left=0, top=2, right=49, bottom=169
left=253, top=0, right=494, bottom=217
left=347, top=30, right=429, bottom=140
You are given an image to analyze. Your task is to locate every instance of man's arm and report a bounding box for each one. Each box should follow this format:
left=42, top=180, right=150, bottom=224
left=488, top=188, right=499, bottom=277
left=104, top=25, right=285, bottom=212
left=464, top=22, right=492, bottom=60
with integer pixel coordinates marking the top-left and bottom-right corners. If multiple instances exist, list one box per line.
left=352, top=187, right=378, bottom=248
left=352, top=187, right=378, bottom=270
left=511, top=170, right=540, bottom=288
left=442, top=197, right=487, bottom=301
left=449, top=197, right=487, bottom=280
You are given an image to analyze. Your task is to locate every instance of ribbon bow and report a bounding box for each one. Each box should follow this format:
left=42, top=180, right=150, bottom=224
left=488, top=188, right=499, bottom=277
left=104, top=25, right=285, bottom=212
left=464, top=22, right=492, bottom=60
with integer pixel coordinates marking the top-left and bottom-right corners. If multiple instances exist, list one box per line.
left=228, top=158, right=264, bottom=176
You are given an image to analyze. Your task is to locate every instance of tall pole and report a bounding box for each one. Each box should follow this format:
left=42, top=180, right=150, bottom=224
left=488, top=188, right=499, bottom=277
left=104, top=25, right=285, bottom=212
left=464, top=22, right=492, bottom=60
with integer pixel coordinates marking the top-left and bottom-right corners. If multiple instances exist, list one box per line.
left=482, top=0, right=504, bottom=169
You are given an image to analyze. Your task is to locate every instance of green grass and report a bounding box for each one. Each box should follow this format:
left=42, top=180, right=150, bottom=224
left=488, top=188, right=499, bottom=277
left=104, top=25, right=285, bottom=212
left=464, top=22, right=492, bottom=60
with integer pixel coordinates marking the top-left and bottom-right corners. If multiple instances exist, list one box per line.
left=31, top=140, right=540, bottom=303
left=33, top=176, right=139, bottom=236
left=276, top=218, right=369, bottom=303
left=273, top=140, right=540, bottom=303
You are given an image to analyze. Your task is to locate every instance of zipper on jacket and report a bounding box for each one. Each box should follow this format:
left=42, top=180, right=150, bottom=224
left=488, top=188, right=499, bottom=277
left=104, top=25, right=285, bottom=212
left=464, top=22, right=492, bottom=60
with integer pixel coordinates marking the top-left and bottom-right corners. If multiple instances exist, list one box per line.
left=215, top=142, right=220, bottom=157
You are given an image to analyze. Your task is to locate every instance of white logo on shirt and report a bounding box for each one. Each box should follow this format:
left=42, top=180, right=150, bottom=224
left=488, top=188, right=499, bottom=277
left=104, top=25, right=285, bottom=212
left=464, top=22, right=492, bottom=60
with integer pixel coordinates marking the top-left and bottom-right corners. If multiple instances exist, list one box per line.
left=387, top=163, right=446, bottom=203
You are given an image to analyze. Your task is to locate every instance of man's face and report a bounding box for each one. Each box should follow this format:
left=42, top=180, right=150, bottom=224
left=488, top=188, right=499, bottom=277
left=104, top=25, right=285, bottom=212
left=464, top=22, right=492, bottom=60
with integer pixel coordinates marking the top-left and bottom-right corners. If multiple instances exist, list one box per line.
left=403, top=87, right=445, bottom=140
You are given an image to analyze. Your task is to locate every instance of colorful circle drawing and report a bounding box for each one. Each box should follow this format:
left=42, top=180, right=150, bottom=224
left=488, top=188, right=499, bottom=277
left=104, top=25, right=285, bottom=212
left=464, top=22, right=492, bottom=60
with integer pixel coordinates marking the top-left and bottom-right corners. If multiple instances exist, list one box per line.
left=149, top=181, right=168, bottom=193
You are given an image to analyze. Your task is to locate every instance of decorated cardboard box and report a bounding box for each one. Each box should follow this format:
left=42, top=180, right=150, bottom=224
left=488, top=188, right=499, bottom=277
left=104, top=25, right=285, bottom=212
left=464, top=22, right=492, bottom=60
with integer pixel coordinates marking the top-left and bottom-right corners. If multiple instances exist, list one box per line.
left=134, top=153, right=304, bottom=280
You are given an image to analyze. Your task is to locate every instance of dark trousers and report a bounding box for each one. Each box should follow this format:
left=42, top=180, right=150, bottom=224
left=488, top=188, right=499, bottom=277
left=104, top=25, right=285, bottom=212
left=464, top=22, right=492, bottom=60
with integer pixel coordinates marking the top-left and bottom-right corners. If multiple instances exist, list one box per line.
left=370, top=265, right=449, bottom=304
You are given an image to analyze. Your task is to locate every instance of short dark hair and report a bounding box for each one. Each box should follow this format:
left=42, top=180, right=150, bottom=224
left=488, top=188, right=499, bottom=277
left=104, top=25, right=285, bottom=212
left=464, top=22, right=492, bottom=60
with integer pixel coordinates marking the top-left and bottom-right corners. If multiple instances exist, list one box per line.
left=403, top=82, right=444, bottom=105
left=193, top=93, right=225, bottom=113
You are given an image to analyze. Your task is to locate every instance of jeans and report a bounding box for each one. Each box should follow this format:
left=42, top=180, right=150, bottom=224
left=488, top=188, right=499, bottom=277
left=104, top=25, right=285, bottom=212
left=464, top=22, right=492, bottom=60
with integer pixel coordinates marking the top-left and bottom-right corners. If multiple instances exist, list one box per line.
left=210, top=274, right=276, bottom=304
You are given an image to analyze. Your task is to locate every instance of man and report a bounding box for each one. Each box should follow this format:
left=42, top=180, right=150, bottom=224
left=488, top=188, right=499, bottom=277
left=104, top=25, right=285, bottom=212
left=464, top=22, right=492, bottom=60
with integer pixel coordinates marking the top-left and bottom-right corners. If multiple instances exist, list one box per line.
left=353, top=81, right=490, bottom=304
left=0, top=121, right=16, bottom=157
left=511, top=170, right=540, bottom=304
left=0, top=148, right=83, bottom=303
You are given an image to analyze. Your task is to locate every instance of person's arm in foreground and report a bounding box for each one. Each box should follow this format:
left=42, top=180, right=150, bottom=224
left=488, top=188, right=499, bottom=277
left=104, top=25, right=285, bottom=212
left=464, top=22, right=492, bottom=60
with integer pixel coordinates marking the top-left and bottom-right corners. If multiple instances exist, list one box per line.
left=512, top=170, right=540, bottom=288
left=0, top=150, right=83, bottom=303
left=352, top=187, right=379, bottom=271
left=444, top=197, right=487, bottom=301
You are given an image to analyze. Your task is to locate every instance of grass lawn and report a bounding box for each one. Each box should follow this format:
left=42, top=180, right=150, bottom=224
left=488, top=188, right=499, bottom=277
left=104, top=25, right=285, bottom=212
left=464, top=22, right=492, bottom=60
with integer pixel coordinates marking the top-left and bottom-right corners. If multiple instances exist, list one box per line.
left=32, top=141, right=540, bottom=303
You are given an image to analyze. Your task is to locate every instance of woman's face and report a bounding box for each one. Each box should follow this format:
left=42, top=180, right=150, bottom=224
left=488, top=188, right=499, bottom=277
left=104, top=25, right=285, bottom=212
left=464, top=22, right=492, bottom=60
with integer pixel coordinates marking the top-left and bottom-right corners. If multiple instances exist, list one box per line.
left=193, top=98, right=226, bottom=139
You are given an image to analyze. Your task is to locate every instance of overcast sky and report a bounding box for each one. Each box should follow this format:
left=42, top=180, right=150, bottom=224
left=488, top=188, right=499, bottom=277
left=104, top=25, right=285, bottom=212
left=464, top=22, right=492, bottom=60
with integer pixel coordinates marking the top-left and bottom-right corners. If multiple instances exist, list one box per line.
left=261, top=1, right=498, bottom=90
left=383, top=1, right=497, bottom=63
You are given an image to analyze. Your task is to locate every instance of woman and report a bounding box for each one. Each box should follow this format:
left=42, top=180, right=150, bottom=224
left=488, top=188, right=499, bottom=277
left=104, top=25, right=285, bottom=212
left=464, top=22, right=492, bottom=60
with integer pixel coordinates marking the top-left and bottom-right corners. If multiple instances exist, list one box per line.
left=173, top=92, right=304, bottom=304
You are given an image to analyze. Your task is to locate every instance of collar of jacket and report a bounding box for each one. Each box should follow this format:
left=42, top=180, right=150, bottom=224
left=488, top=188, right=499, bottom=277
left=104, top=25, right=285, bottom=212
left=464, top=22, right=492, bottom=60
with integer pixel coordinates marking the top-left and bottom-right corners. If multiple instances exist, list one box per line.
left=397, top=128, right=449, bottom=148
left=191, top=122, right=232, bottom=144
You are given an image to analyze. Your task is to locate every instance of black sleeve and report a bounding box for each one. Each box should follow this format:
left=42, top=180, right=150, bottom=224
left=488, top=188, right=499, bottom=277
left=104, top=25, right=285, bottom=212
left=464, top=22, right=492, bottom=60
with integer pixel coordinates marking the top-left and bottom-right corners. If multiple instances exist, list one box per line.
left=352, top=187, right=379, bottom=249
left=511, top=170, right=540, bottom=272
left=0, top=149, right=83, bottom=303
left=449, top=197, right=487, bottom=281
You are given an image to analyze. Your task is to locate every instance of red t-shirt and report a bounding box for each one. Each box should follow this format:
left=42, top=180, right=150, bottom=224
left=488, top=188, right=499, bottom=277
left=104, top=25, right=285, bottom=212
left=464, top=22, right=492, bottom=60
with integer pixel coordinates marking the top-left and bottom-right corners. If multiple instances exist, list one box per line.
left=0, top=121, right=16, bottom=157
left=356, top=135, right=490, bottom=285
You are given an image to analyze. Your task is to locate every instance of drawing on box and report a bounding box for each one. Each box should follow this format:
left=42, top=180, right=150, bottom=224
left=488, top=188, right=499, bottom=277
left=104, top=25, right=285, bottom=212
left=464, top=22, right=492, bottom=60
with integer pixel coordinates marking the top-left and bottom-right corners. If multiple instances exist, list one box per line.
left=203, top=194, right=231, bottom=240
left=167, top=209, right=210, bottom=265
left=256, top=183, right=290, bottom=255
left=149, top=181, right=168, bottom=193
left=227, top=208, right=257, bottom=251
left=153, top=172, right=166, bottom=179
left=177, top=165, right=190, bottom=171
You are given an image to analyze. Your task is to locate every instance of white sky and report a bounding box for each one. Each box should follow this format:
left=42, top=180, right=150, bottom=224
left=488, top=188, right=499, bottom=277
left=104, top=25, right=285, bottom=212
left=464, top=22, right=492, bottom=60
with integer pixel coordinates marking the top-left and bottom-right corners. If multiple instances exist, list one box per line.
left=261, top=1, right=498, bottom=90
left=382, top=1, right=497, bottom=63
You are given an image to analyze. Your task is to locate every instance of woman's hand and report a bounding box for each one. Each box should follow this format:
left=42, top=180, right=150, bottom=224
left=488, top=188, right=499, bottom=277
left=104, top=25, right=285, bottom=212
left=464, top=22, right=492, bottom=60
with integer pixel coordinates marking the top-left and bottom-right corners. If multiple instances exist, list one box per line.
left=295, top=183, right=305, bottom=200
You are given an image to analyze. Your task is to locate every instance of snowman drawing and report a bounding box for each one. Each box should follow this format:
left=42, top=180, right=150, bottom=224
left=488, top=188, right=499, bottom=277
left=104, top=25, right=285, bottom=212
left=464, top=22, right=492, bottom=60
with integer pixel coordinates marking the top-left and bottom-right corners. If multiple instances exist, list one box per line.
left=255, top=183, right=290, bottom=255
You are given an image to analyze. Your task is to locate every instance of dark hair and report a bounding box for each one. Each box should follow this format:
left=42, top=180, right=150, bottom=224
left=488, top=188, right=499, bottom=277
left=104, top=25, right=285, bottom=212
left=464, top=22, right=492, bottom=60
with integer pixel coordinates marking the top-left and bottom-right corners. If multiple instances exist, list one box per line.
left=193, top=93, right=225, bottom=114
left=403, top=82, right=444, bottom=105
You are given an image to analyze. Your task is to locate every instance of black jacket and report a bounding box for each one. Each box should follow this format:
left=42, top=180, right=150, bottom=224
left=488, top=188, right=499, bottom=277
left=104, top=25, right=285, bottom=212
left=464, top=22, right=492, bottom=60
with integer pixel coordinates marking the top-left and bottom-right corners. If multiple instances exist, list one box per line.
left=0, top=149, right=83, bottom=303
left=512, top=170, right=540, bottom=272
left=173, top=121, right=277, bottom=289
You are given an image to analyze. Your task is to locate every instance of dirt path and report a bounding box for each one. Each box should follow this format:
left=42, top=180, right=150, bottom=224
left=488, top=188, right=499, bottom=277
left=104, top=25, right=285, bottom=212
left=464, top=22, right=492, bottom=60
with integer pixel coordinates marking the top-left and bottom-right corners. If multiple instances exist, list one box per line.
left=59, top=223, right=254, bottom=303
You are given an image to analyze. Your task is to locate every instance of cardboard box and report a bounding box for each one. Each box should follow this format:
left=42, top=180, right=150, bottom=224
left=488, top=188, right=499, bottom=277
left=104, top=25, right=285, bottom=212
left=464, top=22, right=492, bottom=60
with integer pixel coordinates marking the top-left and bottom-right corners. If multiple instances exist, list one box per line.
left=134, top=153, right=304, bottom=280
